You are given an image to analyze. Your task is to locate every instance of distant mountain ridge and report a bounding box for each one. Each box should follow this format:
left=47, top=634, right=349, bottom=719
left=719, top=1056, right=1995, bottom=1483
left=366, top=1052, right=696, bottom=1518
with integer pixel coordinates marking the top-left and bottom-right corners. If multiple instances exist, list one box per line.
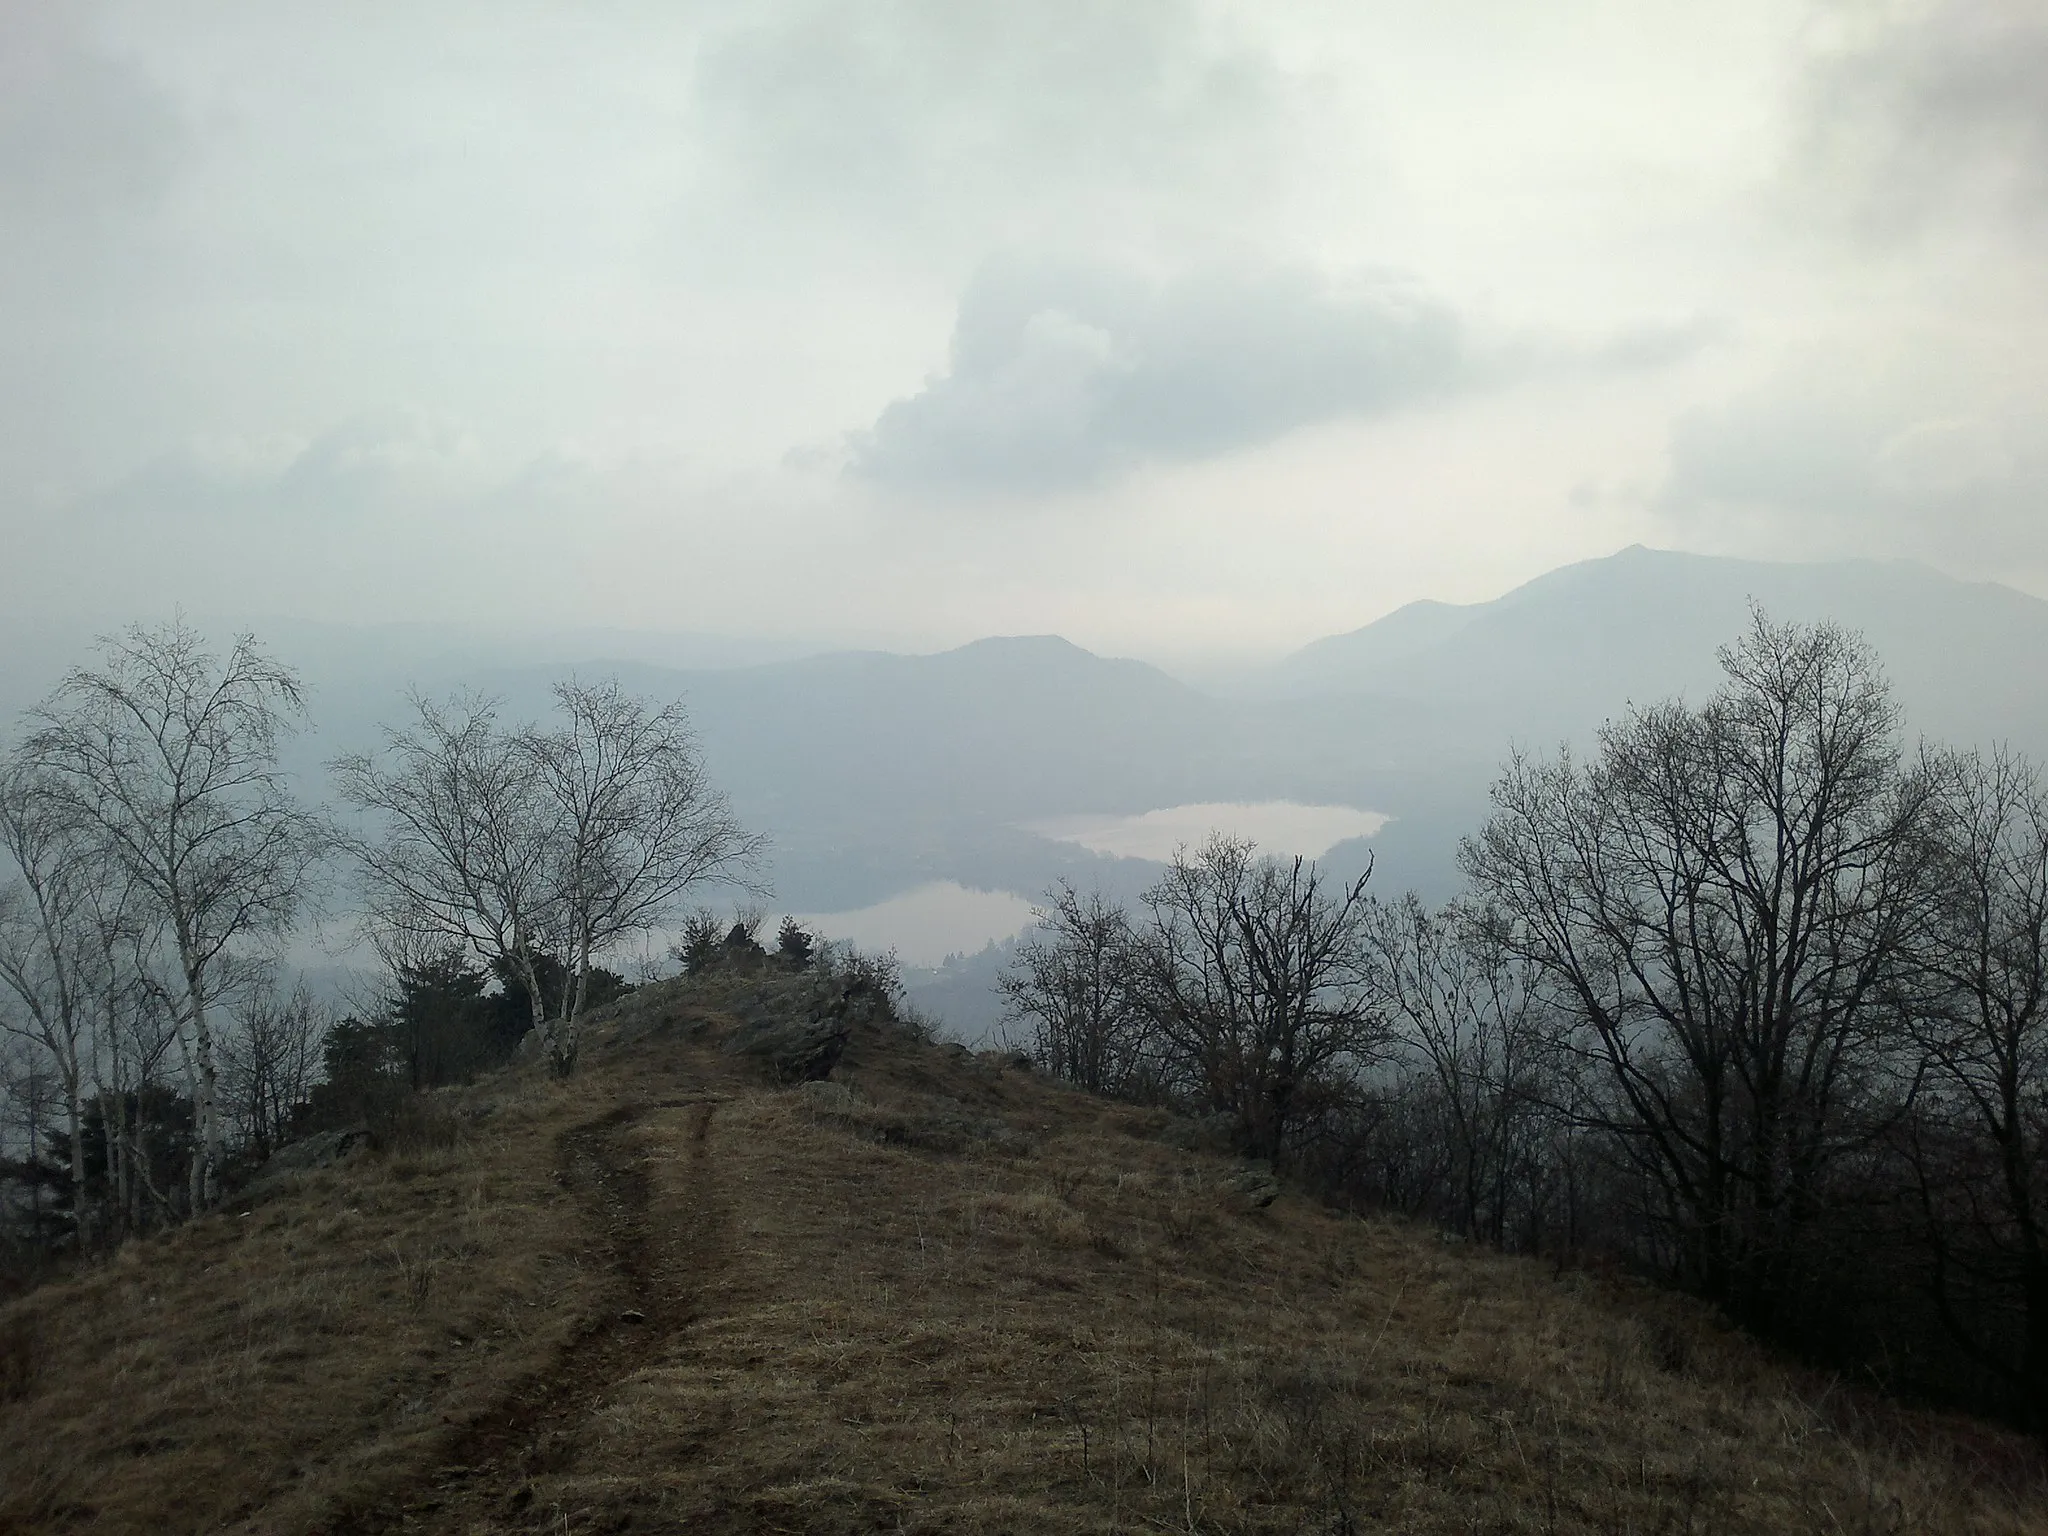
left=459, top=634, right=1225, bottom=912
left=1265, top=545, right=2048, bottom=756
left=14, top=547, right=2048, bottom=928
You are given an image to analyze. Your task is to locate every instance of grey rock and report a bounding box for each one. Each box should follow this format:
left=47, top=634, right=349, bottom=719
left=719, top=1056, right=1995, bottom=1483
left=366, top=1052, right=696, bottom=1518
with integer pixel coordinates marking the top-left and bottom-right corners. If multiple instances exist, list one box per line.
left=723, top=972, right=892, bottom=1082
left=723, top=1012, right=849, bottom=1083
left=1224, top=1167, right=1281, bottom=1209
left=269, top=1126, right=368, bottom=1174
left=239, top=1126, right=367, bottom=1198
left=796, top=1080, right=858, bottom=1114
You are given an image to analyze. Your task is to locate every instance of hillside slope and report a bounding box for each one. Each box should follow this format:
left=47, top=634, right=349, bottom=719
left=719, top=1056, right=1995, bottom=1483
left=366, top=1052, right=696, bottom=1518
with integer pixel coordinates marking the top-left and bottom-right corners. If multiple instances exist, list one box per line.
left=5, top=981, right=2045, bottom=1534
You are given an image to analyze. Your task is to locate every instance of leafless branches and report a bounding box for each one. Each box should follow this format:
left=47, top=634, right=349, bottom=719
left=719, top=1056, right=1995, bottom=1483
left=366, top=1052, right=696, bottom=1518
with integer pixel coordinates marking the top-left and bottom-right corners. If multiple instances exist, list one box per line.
left=1904, top=746, right=2048, bottom=1419
left=0, top=764, right=104, bottom=1237
left=998, top=882, right=1149, bottom=1096
left=219, top=981, right=327, bottom=1160
left=14, top=619, right=321, bottom=1211
left=334, top=679, right=763, bottom=1076
left=1363, top=894, right=1572, bottom=1248
left=332, top=691, right=557, bottom=1055
left=1138, top=836, right=1384, bottom=1161
left=1004, top=837, right=1385, bottom=1163
left=528, top=680, right=767, bottom=1050
left=1461, top=611, right=1933, bottom=1324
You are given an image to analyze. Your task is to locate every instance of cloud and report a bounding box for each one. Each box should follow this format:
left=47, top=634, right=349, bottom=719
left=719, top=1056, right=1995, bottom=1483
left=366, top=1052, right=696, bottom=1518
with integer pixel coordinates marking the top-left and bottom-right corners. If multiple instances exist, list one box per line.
left=0, top=2, right=185, bottom=247
left=847, top=258, right=1470, bottom=492
left=70, top=414, right=492, bottom=526
left=1660, top=376, right=2048, bottom=568
left=0, top=2, right=193, bottom=493
left=2, top=410, right=929, bottom=646
left=7, top=414, right=666, bottom=626
left=1795, top=1, right=2048, bottom=241
left=682, top=0, right=1321, bottom=270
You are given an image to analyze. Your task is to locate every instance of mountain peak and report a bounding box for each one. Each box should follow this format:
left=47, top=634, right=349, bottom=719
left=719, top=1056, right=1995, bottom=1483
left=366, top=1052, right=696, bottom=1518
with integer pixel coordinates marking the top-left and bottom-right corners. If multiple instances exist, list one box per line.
left=1268, top=546, right=2048, bottom=736
left=942, top=633, right=1094, bottom=660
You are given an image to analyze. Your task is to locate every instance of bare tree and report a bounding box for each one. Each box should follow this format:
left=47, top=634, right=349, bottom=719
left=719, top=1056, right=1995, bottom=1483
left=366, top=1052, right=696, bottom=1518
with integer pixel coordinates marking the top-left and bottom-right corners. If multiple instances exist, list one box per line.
left=522, top=680, right=764, bottom=1071
left=1463, top=612, right=1932, bottom=1325
left=333, top=692, right=559, bottom=1064
left=999, top=882, right=1151, bottom=1094
left=1906, top=746, right=2048, bottom=1424
left=83, top=868, right=177, bottom=1236
left=336, top=682, right=761, bottom=1076
left=0, top=1039, right=52, bottom=1221
left=1137, top=837, right=1383, bottom=1162
left=1366, top=894, right=1568, bottom=1248
left=20, top=620, right=320, bottom=1211
left=0, top=764, right=104, bottom=1239
left=220, top=979, right=328, bottom=1160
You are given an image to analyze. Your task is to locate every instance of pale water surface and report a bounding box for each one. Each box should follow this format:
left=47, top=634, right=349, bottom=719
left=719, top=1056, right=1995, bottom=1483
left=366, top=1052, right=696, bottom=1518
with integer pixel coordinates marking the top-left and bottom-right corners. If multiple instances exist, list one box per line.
left=794, top=806, right=1387, bottom=971
left=796, top=881, right=1038, bottom=969
left=1029, top=801, right=1389, bottom=862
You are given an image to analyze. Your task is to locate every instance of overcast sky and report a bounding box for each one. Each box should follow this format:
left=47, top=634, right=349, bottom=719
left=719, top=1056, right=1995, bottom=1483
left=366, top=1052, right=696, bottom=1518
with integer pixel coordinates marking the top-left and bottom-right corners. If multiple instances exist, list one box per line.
left=4, top=0, right=2044, bottom=661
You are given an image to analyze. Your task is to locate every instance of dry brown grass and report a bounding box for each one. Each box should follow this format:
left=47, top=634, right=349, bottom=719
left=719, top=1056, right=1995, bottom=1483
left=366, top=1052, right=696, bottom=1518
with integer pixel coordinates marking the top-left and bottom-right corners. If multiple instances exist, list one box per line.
left=0, top=1068, right=627, bottom=1533
left=2, top=979, right=2045, bottom=1534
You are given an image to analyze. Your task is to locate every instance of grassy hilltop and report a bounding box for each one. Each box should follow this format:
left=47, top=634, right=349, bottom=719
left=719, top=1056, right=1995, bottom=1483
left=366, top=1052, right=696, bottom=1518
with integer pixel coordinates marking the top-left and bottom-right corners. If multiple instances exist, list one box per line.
left=2, top=975, right=2044, bottom=1535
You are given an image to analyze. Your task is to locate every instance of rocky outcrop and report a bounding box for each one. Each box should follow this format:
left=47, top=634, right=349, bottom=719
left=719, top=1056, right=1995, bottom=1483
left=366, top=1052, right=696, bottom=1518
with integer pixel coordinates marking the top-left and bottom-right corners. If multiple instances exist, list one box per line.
left=237, top=1126, right=368, bottom=1201
left=1223, top=1166, right=1281, bottom=1209
left=723, top=1014, right=848, bottom=1083
left=795, top=1079, right=859, bottom=1114
left=722, top=972, right=891, bottom=1082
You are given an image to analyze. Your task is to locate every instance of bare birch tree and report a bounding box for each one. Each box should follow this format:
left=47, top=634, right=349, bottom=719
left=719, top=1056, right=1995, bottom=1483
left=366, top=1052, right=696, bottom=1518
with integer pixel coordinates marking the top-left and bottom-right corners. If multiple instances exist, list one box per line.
left=335, top=682, right=761, bottom=1076
left=521, top=680, right=763, bottom=1072
left=332, top=692, right=559, bottom=1061
left=20, top=619, right=321, bottom=1211
left=0, top=764, right=110, bottom=1240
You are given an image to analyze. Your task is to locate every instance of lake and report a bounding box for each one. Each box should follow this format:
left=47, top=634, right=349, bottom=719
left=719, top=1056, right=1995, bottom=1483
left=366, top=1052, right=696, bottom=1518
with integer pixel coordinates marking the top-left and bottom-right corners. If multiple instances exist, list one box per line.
left=795, top=880, right=1039, bottom=969
left=793, top=803, right=1388, bottom=972
left=1028, top=800, right=1389, bottom=862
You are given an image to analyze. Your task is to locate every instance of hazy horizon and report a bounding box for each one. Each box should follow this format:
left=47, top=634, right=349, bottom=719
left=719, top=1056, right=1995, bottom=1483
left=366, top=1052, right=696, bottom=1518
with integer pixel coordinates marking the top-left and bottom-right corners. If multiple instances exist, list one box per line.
left=8, top=1, right=2048, bottom=1014
left=0, top=540, right=2028, bottom=689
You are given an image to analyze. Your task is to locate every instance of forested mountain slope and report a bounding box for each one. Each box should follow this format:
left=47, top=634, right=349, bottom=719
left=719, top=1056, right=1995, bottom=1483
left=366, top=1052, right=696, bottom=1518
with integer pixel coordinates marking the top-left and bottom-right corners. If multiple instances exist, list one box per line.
left=3, top=976, right=2042, bottom=1535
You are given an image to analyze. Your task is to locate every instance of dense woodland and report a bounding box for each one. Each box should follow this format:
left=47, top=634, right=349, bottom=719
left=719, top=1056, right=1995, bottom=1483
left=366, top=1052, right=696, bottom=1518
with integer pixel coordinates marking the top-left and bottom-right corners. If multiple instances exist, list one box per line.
left=3, top=611, right=2046, bottom=1437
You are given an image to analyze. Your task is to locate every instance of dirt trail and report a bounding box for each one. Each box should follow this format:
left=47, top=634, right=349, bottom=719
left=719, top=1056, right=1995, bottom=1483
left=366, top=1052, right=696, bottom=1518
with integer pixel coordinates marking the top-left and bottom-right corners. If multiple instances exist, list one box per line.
left=342, top=1095, right=722, bottom=1534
